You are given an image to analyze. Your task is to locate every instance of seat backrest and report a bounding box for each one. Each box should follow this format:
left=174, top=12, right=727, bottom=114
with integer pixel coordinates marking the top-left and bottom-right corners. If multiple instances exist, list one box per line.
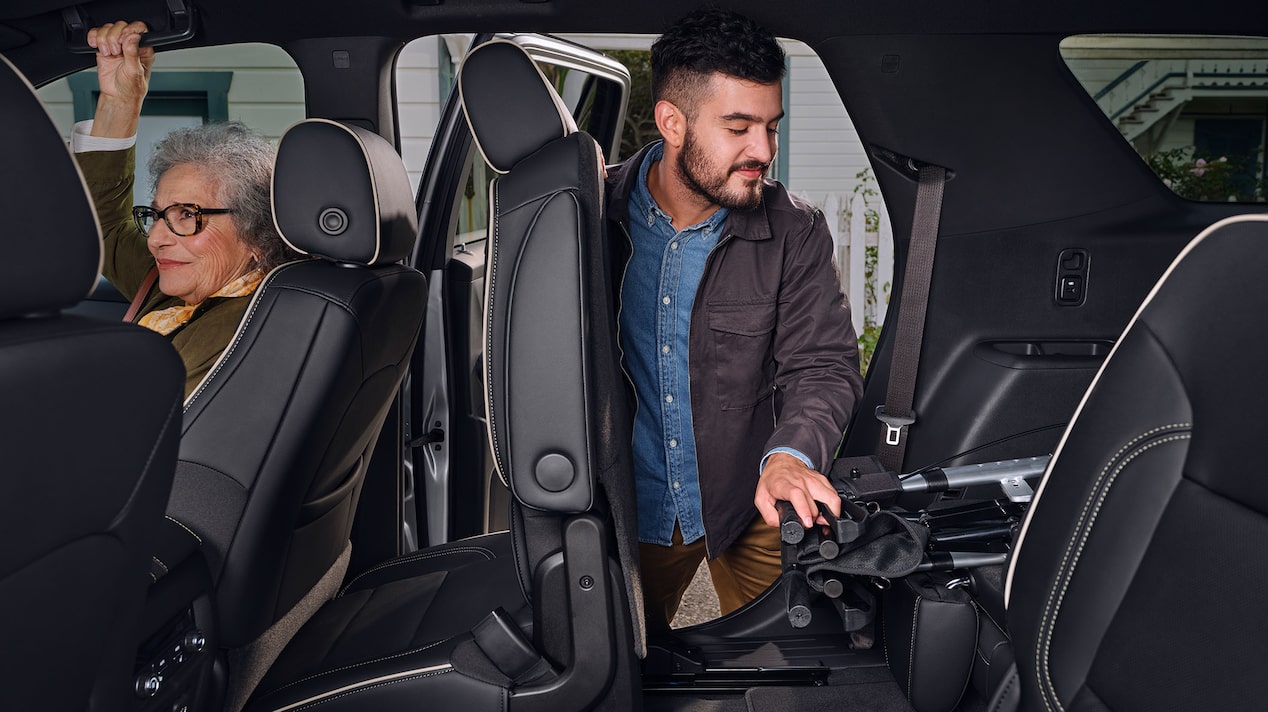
left=1004, top=214, right=1268, bottom=710
left=0, top=54, right=184, bottom=711
left=459, top=38, right=644, bottom=698
left=169, top=119, right=428, bottom=653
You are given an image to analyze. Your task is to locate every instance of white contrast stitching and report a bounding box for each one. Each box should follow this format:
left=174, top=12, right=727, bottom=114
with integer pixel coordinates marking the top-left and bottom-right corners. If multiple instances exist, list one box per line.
left=164, top=515, right=203, bottom=544
left=1036, top=426, right=1190, bottom=712
left=283, top=667, right=453, bottom=711
left=263, top=638, right=448, bottom=697
left=908, top=596, right=920, bottom=699
left=486, top=183, right=510, bottom=489
left=185, top=268, right=284, bottom=410
left=989, top=669, right=1019, bottom=712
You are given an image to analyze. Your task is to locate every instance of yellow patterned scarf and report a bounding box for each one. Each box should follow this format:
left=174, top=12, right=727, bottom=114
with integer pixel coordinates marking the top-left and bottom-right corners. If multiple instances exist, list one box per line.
left=138, top=270, right=264, bottom=336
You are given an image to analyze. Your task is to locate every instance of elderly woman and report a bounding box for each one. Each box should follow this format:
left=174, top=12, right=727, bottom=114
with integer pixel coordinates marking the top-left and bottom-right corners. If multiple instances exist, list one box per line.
left=73, top=20, right=295, bottom=397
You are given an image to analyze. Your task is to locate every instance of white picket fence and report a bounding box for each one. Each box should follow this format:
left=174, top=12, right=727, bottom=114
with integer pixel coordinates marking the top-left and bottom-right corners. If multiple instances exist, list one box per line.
left=819, top=192, right=894, bottom=335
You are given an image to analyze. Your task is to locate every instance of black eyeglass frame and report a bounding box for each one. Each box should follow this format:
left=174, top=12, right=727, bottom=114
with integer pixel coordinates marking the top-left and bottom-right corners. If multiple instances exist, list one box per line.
left=132, top=203, right=234, bottom=237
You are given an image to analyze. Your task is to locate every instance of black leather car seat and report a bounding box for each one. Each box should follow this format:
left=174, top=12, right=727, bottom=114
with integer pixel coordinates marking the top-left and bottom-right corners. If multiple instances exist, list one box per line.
left=242, top=38, right=643, bottom=712
left=994, top=213, right=1268, bottom=710
left=162, top=118, right=429, bottom=710
left=0, top=54, right=184, bottom=711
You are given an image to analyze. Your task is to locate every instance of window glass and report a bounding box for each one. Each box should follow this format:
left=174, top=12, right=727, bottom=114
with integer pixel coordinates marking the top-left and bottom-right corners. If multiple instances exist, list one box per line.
left=38, top=43, right=305, bottom=205
left=394, top=33, right=891, bottom=628
left=1062, top=35, right=1268, bottom=202
left=395, top=34, right=891, bottom=370
left=397, top=35, right=631, bottom=250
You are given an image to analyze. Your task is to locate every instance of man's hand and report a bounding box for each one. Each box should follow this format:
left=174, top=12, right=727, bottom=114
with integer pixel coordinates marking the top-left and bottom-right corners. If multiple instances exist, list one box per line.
left=86, top=21, right=154, bottom=138
left=754, top=452, right=841, bottom=529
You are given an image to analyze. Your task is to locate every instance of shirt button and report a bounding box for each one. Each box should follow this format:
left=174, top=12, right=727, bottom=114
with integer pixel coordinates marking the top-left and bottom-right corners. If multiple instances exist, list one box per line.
left=662, top=296, right=671, bottom=305
left=665, top=394, right=673, bottom=403
left=669, top=439, right=678, bottom=448
left=662, top=345, right=670, bottom=354
left=670, top=241, right=678, bottom=250
left=673, top=482, right=680, bottom=489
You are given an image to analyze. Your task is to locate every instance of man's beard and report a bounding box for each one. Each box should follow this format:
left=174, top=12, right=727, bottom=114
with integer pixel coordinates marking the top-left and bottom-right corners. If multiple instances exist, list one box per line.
left=676, top=129, right=767, bottom=211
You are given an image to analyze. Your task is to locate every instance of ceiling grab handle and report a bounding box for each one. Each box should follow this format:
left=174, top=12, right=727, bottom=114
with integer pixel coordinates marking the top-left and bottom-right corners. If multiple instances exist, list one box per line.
left=64, top=0, right=196, bottom=55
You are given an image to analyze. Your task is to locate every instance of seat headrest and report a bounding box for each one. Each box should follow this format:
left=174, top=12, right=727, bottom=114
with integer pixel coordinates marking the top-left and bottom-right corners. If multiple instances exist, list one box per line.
left=0, top=54, right=102, bottom=319
left=272, top=119, right=417, bottom=265
left=458, top=39, right=578, bottom=174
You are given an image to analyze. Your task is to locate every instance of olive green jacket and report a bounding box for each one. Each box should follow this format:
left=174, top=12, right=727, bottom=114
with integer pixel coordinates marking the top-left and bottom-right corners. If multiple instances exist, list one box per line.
left=77, top=148, right=251, bottom=399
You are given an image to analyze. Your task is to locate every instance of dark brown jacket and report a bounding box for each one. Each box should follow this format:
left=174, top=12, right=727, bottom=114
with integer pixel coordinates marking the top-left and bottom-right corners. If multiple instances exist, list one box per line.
left=607, top=143, right=866, bottom=557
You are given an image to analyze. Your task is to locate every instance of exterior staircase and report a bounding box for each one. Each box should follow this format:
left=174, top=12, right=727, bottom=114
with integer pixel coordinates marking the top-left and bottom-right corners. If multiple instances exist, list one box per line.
left=1096, top=59, right=1268, bottom=141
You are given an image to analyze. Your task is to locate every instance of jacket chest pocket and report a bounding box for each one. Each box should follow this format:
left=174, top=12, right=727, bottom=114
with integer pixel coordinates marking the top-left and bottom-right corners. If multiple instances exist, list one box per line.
left=707, top=301, right=776, bottom=411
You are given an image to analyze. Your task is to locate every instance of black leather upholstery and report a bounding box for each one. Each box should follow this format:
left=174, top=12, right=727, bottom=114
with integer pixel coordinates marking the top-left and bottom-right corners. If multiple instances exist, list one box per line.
left=883, top=574, right=978, bottom=712
left=243, top=38, right=641, bottom=712
left=460, top=38, right=643, bottom=686
left=272, top=119, right=418, bottom=265
left=170, top=118, right=428, bottom=657
left=0, top=54, right=184, bottom=711
left=1002, top=214, right=1268, bottom=710
left=458, top=40, right=576, bottom=174
left=0, top=56, right=100, bottom=317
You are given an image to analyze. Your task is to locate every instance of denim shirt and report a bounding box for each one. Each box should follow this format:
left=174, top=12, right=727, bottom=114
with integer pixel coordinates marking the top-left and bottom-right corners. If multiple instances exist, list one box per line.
left=620, top=143, right=727, bottom=546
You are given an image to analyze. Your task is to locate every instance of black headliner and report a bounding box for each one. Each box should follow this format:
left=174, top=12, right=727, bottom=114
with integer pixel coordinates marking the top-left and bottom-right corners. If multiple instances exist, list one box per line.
left=6, top=0, right=1268, bottom=74
left=3, top=0, right=1260, bottom=239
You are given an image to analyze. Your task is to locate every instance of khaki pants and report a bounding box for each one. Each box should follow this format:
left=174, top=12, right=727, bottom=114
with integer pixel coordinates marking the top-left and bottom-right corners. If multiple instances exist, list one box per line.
left=639, top=515, right=782, bottom=630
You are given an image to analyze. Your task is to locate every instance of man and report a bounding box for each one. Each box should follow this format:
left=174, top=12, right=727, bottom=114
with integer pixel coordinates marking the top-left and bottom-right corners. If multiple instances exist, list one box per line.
left=607, top=8, right=865, bottom=628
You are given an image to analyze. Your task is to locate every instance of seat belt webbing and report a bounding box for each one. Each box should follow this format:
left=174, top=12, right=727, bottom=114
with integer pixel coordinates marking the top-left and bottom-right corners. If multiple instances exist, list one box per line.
left=122, top=266, right=159, bottom=324
left=875, top=164, right=947, bottom=474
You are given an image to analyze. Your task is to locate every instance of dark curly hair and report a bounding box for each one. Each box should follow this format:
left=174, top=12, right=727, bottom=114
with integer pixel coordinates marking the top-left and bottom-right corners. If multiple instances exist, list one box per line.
left=651, top=7, right=785, bottom=118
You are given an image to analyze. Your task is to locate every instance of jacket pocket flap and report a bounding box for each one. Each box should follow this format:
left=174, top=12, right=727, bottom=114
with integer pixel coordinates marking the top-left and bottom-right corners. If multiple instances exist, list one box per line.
left=707, top=303, right=776, bottom=337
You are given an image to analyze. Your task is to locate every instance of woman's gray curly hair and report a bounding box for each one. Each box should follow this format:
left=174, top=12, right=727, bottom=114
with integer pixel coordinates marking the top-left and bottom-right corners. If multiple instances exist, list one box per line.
left=148, top=122, right=296, bottom=272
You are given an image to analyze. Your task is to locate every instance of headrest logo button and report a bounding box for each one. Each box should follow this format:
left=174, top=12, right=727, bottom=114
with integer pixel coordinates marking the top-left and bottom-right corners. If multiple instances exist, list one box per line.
left=319, top=208, right=348, bottom=236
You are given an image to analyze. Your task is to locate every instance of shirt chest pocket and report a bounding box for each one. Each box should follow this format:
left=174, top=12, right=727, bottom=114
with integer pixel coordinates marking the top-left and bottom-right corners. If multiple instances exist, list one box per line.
left=706, top=300, right=777, bottom=411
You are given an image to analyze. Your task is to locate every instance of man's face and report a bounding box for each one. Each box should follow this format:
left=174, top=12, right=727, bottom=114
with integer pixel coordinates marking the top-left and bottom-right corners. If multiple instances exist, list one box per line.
left=675, top=73, right=783, bottom=211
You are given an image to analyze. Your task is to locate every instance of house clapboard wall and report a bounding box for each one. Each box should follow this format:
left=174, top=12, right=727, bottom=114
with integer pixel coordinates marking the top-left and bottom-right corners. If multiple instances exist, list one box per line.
left=38, top=34, right=884, bottom=236
left=38, top=43, right=307, bottom=146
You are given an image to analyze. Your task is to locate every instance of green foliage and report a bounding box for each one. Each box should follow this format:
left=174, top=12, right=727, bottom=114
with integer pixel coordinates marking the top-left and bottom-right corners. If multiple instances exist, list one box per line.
left=1145, top=147, right=1264, bottom=202
left=607, top=49, right=658, bottom=160
left=847, top=168, right=887, bottom=374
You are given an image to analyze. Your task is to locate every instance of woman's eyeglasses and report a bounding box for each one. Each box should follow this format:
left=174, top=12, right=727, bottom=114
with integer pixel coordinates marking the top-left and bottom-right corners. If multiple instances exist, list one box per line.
left=132, top=203, right=233, bottom=237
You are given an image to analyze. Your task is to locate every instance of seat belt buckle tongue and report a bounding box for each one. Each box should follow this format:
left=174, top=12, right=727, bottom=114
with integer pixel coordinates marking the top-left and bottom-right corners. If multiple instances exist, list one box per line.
left=875, top=405, right=916, bottom=447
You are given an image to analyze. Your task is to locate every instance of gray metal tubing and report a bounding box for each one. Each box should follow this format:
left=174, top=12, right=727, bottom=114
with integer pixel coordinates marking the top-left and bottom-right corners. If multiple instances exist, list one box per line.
left=914, top=551, right=1009, bottom=572
left=900, top=455, right=1050, bottom=493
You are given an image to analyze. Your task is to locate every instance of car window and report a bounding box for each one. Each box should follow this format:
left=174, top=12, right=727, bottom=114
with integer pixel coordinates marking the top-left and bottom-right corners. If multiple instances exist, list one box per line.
left=1063, top=35, right=1268, bottom=203
left=398, top=34, right=629, bottom=248
left=394, top=33, right=896, bottom=629
left=38, top=42, right=305, bottom=207
left=396, top=34, right=894, bottom=371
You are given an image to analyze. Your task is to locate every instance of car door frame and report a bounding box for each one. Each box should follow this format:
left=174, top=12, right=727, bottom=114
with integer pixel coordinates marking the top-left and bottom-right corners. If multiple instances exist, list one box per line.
left=404, top=33, right=631, bottom=548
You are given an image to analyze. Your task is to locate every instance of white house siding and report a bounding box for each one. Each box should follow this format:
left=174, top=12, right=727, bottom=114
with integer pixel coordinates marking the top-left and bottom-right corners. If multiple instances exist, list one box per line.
left=555, top=36, right=888, bottom=253
left=37, top=43, right=306, bottom=144
left=396, top=38, right=443, bottom=191
left=783, top=44, right=873, bottom=207
left=36, top=35, right=885, bottom=248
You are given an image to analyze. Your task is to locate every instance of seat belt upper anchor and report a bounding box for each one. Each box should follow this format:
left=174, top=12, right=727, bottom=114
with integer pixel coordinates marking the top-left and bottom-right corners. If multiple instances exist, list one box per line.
left=875, top=405, right=916, bottom=446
